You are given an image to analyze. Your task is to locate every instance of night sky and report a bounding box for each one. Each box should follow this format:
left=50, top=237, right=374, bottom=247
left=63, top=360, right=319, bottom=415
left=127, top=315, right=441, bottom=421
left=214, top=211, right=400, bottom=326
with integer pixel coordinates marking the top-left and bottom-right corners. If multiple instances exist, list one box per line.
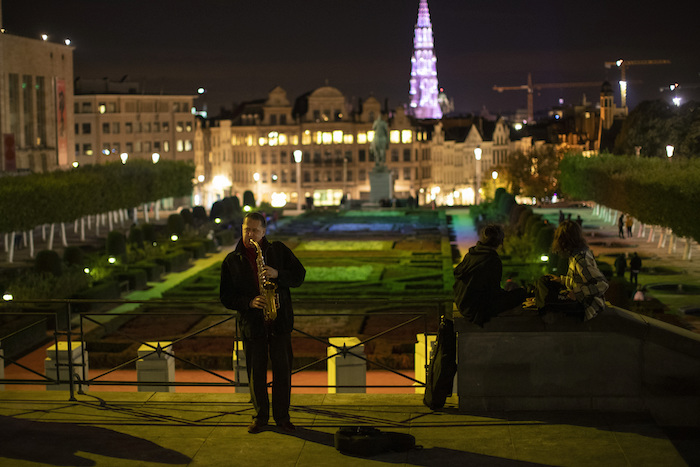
left=3, top=0, right=699, bottom=117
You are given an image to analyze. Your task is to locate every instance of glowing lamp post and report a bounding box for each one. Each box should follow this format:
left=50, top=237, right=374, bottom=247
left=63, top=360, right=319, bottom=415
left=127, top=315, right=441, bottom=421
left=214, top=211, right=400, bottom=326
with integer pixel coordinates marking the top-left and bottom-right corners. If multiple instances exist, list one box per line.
left=294, top=150, right=302, bottom=211
left=253, top=172, right=261, bottom=207
left=474, top=147, right=482, bottom=205
left=151, top=152, right=160, bottom=164
left=666, top=145, right=674, bottom=161
left=120, top=152, right=128, bottom=164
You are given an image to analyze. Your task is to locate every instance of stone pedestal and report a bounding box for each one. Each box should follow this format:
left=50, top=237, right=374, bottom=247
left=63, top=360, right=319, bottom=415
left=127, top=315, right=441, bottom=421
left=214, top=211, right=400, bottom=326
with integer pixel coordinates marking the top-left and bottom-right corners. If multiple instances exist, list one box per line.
left=414, top=334, right=437, bottom=394
left=369, top=168, right=393, bottom=204
left=136, top=341, right=175, bottom=392
left=232, top=342, right=249, bottom=393
left=328, top=337, right=366, bottom=394
left=45, top=341, right=88, bottom=391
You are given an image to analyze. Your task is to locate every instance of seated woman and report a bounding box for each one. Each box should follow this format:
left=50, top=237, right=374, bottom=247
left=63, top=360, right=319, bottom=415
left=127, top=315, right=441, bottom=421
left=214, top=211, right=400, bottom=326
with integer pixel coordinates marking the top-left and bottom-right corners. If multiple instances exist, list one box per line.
left=545, top=220, right=609, bottom=320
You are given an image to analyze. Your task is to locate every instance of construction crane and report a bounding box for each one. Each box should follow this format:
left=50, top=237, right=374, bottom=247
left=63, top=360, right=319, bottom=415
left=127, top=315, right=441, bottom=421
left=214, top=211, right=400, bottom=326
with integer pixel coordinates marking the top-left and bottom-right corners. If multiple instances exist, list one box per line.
left=493, top=73, right=603, bottom=123
left=604, top=59, right=671, bottom=108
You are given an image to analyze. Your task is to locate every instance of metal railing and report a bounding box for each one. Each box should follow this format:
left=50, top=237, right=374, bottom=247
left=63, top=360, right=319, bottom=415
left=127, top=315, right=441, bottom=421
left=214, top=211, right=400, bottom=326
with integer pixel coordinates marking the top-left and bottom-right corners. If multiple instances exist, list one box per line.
left=1, top=297, right=450, bottom=400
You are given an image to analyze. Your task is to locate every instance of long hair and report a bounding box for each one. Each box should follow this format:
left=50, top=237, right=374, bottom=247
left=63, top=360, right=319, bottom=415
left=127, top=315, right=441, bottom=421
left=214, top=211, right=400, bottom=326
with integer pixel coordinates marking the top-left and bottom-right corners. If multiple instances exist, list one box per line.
left=552, top=220, right=587, bottom=256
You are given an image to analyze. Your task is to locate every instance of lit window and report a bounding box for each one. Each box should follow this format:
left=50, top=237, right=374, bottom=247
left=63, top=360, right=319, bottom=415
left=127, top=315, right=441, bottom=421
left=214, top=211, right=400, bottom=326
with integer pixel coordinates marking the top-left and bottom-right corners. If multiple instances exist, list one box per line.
left=290, top=134, right=298, bottom=145
left=367, top=131, right=375, bottom=142
left=401, top=130, right=413, bottom=144
left=177, top=140, right=184, bottom=152
left=185, top=140, right=192, bottom=151
left=186, top=122, right=193, bottom=132
left=176, top=122, right=184, bottom=132
left=332, top=130, right=343, bottom=144
left=83, top=144, right=93, bottom=156
left=357, top=133, right=367, bottom=144
left=302, top=131, right=311, bottom=145
left=278, top=133, right=288, bottom=145
left=322, top=132, right=332, bottom=144
left=343, top=134, right=354, bottom=144
left=390, top=130, right=400, bottom=144
left=315, top=131, right=323, bottom=145
left=246, top=135, right=253, bottom=146
left=164, top=141, right=170, bottom=152
left=98, top=104, right=106, bottom=114
left=259, top=137, right=267, bottom=146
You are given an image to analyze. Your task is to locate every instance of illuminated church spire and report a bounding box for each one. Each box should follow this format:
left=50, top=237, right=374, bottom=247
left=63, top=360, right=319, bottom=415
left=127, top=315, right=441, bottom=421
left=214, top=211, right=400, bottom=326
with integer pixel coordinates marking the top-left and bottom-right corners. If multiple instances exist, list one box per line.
left=408, top=0, right=442, bottom=119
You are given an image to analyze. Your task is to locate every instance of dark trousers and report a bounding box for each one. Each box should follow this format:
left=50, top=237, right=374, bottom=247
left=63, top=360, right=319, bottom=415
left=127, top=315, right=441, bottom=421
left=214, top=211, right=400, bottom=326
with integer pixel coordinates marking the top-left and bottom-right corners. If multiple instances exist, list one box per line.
left=630, top=270, right=639, bottom=286
left=243, top=331, right=293, bottom=424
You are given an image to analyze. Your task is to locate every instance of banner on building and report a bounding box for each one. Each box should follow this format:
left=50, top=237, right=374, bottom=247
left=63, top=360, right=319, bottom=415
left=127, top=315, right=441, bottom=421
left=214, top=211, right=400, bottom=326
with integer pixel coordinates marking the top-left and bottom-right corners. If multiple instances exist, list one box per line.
left=55, top=78, right=68, bottom=166
left=3, top=134, right=16, bottom=172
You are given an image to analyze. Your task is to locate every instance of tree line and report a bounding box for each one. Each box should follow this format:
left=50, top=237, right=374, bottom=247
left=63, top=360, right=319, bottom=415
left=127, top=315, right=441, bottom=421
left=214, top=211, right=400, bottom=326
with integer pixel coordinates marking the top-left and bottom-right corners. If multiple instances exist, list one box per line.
left=559, top=154, right=700, bottom=242
left=0, top=160, right=194, bottom=234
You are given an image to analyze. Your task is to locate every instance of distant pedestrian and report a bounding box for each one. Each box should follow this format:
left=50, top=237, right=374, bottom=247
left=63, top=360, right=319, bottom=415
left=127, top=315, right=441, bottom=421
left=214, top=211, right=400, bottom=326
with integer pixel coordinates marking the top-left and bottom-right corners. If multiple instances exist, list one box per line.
left=625, top=215, right=634, bottom=238
left=629, top=252, right=642, bottom=286
left=614, top=254, right=627, bottom=277
left=618, top=214, right=626, bottom=238
left=558, top=210, right=565, bottom=225
left=575, top=215, right=583, bottom=227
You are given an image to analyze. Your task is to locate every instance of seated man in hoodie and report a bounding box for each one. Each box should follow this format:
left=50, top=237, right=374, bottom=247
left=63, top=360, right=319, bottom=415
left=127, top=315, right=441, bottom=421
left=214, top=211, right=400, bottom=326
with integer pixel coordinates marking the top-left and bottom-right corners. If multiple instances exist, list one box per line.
left=453, top=224, right=527, bottom=326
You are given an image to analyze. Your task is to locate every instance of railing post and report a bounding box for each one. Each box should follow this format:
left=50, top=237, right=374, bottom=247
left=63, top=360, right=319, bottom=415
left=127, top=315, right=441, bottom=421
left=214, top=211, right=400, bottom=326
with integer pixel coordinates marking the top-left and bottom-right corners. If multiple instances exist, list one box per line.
left=66, top=302, right=76, bottom=401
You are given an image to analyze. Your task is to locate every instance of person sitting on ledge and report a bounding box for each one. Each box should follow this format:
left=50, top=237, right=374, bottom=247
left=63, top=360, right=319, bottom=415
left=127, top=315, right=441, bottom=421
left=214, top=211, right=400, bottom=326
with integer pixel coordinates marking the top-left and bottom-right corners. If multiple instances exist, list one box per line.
left=453, top=224, right=527, bottom=326
left=546, top=220, right=609, bottom=321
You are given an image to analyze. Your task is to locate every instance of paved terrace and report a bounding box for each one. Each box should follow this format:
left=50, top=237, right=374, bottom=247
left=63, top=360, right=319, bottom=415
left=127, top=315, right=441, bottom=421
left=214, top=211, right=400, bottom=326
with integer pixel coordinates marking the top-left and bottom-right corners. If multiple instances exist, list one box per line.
left=2, top=206, right=700, bottom=465
left=0, top=391, right=696, bottom=466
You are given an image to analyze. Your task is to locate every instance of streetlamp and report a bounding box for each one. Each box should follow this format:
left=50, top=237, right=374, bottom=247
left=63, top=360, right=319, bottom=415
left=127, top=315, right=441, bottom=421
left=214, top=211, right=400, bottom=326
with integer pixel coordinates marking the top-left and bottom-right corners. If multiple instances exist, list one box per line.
left=474, top=147, right=482, bottom=205
left=120, top=152, right=128, bottom=164
left=293, top=150, right=302, bottom=211
left=666, top=145, right=674, bottom=161
left=151, top=152, right=160, bottom=164
left=253, top=172, right=261, bottom=207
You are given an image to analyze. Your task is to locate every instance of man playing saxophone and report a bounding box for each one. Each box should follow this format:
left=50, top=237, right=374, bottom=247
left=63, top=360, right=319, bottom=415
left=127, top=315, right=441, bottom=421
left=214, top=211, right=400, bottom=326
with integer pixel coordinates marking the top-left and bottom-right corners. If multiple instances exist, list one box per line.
left=220, top=212, right=306, bottom=434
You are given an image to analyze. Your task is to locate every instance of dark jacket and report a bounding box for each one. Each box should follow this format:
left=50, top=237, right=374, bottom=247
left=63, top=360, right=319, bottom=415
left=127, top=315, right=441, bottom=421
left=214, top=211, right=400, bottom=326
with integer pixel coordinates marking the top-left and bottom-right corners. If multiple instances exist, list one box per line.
left=453, top=242, right=505, bottom=326
left=220, top=237, right=306, bottom=339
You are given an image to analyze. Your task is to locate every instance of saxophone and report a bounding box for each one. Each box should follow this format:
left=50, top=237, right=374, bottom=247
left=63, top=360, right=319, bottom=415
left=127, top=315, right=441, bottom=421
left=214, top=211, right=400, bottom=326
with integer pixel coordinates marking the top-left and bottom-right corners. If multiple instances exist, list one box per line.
left=249, top=239, right=279, bottom=324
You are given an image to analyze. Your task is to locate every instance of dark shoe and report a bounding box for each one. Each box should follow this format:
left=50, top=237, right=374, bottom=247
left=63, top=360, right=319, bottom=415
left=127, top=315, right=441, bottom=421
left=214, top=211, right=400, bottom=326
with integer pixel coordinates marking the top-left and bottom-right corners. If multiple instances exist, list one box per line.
left=276, top=420, right=296, bottom=432
left=248, top=420, right=267, bottom=434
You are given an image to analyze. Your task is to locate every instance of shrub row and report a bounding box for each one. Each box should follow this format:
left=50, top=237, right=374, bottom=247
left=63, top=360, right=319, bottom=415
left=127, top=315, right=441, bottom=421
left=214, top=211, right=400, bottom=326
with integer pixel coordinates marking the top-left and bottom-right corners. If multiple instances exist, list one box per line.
left=559, top=154, right=700, bottom=242
left=0, top=160, right=194, bottom=233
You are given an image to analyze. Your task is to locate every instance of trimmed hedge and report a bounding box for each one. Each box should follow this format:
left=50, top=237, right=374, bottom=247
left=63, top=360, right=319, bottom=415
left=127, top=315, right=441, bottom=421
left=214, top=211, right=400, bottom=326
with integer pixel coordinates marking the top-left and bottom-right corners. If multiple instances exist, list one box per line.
left=0, top=160, right=194, bottom=233
left=560, top=154, right=700, bottom=242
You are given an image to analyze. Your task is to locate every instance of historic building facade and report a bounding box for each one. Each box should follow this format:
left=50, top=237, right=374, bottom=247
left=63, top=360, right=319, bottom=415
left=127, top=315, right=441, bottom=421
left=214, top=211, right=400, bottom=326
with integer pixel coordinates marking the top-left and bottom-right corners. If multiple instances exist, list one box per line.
left=73, top=80, right=196, bottom=167
left=195, top=86, right=440, bottom=209
left=0, top=30, right=74, bottom=172
left=194, top=85, right=536, bottom=209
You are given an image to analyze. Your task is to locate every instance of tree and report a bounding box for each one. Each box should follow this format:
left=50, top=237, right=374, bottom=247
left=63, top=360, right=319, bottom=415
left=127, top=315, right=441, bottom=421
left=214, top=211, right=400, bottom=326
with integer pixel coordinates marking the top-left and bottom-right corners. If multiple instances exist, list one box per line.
left=614, top=99, right=700, bottom=158
left=502, top=146, right=560, bottom=199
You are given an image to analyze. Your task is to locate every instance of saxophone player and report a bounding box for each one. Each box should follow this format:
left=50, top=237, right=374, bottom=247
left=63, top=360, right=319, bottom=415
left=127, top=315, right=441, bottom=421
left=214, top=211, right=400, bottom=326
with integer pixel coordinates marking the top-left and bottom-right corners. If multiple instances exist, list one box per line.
left=220, top=212, right=306, bottom=434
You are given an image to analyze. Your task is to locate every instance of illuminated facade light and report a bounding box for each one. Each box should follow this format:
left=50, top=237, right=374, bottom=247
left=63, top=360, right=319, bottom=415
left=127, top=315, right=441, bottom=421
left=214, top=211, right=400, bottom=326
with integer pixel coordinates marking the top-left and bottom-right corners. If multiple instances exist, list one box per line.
left=408, top=0, right=442, bottom=120
left=64, top=38, right=71, bottom=45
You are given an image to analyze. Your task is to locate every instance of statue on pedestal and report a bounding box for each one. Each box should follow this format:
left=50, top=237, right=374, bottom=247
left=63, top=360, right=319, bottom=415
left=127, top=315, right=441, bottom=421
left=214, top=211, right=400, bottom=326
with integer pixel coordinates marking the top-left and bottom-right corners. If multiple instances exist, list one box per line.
left=370, top=117, right=389, bottom=170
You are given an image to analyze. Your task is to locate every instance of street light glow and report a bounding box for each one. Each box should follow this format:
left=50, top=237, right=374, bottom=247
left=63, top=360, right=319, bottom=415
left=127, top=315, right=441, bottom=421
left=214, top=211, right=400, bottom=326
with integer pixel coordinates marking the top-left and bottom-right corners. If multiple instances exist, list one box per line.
left=151, top=153, right=160, bottom=164
left=666, top=145, right=674, bottom=158
left=474, top=147, right=482, bottom=161
left=120, top=153, right=128, bottom=164
left=293, top=150, right=302, bottom=164
left=492, top=171, right=498, bottom=180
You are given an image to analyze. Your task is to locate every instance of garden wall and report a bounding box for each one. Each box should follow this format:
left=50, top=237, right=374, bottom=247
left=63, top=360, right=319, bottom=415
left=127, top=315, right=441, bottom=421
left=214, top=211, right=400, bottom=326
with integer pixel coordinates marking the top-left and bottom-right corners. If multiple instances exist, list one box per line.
left=455, top=306, right=700, bottom=426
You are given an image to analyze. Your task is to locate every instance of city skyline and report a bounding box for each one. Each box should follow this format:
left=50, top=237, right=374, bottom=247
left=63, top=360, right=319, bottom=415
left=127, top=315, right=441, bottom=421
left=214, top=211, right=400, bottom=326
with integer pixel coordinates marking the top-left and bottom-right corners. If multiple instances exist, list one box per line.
left=3, top=0, right=698, bottom=117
